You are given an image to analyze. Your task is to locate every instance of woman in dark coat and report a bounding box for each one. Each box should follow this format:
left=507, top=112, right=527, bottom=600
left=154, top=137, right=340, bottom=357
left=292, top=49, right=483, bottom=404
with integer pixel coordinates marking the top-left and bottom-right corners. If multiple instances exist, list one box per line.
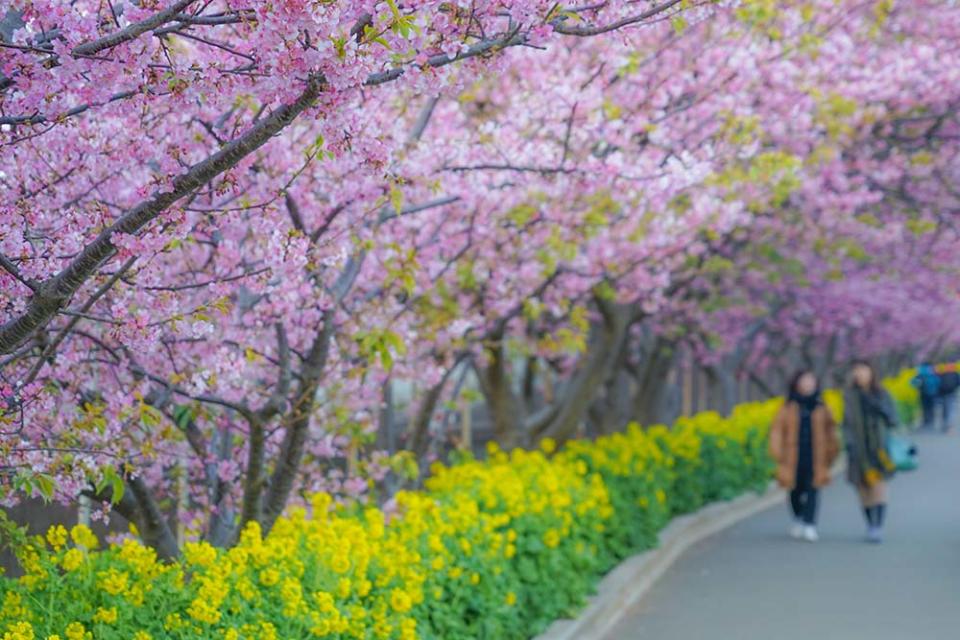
left=769, top=370, right=838, bottom=542
left=843, top=360, right=898, bottom=543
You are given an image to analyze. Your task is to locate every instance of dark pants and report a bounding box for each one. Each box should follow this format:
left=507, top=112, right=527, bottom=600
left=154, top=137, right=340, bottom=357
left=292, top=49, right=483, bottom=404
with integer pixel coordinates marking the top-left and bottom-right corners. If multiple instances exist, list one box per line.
left=921, top=393, right=939, bottom=430
left=792, top=428, right=817, bottom=525
left=941, top=392, right=956, bottom=432
left=789, top=486, right=819, bottom=525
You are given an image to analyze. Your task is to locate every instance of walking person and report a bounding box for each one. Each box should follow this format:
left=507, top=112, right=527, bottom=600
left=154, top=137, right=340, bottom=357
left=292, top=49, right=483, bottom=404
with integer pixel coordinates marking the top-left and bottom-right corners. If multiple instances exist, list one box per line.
left=844, top=360, right=898, bottom=543
left=769, top=370, right=839, bottom=542
left=912, top=362, right=941, bottom=431
left=935, top=363, right=959, bottom=433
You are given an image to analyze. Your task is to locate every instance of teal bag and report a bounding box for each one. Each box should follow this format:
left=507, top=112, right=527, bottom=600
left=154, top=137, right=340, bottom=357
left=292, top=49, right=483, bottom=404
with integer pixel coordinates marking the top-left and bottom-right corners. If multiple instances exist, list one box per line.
left=886, top=432, right=918, bottom=472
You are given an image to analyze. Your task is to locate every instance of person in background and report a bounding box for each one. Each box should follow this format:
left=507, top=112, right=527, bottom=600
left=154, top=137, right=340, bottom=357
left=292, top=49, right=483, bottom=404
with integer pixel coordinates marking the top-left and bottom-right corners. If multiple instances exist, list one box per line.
left=912, top=362, right=941, bottom=430
left=935, top=363, right=959, bottom=433
left=769, top=370, right=838, bottom=543
left=844, top=361, right=898, bottom=543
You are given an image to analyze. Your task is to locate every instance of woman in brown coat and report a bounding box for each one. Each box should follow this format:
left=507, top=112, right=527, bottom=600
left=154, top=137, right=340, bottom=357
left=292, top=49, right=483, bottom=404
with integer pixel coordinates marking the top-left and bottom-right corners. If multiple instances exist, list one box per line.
left=769, top=370, right=839, bottom=542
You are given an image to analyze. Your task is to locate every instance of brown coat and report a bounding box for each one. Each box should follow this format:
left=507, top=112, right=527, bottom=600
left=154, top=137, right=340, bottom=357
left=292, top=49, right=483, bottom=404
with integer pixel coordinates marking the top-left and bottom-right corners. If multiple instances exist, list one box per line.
left=769, top=402, right=839, bottom=489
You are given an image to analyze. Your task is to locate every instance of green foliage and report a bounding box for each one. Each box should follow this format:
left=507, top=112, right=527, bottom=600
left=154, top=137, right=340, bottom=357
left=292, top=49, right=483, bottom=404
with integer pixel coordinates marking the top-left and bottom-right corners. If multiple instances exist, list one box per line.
left=354, top=329, right=407, bottom=371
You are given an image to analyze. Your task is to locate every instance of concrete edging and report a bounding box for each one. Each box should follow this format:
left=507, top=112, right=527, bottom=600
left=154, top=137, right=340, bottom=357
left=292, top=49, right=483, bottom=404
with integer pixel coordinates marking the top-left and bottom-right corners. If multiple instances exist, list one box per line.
left=536, top=461, right=847, bottom=640
left=533, top=481, right=786, bottom=640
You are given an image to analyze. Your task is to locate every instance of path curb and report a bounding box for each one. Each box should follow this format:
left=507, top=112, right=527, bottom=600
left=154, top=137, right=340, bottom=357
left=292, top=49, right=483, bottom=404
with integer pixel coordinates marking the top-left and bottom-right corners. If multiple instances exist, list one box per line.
left=533, top=482, right=785, bottom=640
left=535, top=461, right=847, bottom=640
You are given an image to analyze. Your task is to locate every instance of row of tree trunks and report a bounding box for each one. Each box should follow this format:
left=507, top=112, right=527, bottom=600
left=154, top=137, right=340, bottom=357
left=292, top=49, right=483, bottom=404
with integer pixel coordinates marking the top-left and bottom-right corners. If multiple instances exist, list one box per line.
left=467, top=302, right=795, bottom=449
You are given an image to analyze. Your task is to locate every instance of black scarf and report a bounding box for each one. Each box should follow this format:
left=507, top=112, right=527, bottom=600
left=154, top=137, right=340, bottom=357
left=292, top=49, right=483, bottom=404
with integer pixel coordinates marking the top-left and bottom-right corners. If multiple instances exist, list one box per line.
left=789, top=391, right=820, bottom=412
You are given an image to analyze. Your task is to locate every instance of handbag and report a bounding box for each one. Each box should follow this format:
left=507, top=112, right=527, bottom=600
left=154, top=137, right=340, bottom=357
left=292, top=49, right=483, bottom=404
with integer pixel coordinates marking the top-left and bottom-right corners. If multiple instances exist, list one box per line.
left=885, top=432, right=918, bottom=472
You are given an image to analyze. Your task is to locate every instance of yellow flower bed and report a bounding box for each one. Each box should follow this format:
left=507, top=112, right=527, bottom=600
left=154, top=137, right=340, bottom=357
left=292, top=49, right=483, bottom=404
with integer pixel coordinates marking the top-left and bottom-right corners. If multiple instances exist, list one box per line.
left=0, top=373, right=914, bottom=640
left=884, top=367, right=920, bottom=425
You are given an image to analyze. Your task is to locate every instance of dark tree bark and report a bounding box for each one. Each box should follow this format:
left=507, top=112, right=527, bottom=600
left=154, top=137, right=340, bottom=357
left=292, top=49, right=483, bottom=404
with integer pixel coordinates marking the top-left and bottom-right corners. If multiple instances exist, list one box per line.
left=703, top=361, right=737, bottom=416
left=84, top=474, right=179, bottom=561
left=534, top=299, right=635, bottom=444
left=259, top=315, right=333, bottom=535
left=630, top=336, right=679, bottom=426
left=408, top=364, right=459, bottom=462
left=588, top=362, right=633, bottom=436
left=474, top=332, right=526, bottom=448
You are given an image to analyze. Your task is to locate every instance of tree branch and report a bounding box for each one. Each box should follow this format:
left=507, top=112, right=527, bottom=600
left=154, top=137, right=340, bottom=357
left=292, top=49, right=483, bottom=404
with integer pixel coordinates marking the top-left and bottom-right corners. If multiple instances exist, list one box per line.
left=19, top=256, right=137, bottom=388
left=0, top=253, right=37, bottom=292
left=72, top=0, right=200, bottom=57
left=554, top=0, right=684, bottom=36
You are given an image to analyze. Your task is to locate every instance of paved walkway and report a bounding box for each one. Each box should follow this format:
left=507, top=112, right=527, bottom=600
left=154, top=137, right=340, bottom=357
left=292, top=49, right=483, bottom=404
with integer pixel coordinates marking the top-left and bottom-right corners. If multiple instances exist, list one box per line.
left=606, top=432, right=960, bottom=640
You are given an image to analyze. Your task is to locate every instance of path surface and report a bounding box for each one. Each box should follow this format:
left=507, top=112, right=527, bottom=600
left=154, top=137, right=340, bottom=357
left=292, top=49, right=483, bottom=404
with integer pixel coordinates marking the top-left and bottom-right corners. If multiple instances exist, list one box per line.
left=606, top=432, right=960, bottom=640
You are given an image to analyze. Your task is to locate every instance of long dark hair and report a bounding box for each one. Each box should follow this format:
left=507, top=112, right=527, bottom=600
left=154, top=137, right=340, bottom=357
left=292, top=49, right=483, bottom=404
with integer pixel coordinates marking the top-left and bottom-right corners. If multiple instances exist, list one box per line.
left=786, top=369, right=820, bottom=401
left=850, top=359, right=883, bottom=394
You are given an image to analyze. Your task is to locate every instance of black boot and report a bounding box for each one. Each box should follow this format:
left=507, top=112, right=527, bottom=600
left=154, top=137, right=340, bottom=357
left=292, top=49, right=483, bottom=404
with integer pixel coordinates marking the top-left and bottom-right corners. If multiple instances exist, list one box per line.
left=866, top=505, right=883, bottom=543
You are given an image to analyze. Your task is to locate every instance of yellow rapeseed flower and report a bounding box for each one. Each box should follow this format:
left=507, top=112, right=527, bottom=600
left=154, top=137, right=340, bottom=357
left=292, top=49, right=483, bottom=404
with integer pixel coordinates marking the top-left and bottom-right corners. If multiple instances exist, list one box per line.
left=64, top=623, right=86, bottom=640
left=2, top=621, right=34, bottom=640
left=389, top=588, right=412, bottom=613
left=69, top=525, right=98, bottom=550
left=331, top=553, right=351, bottom=574
left=182, top=541, right=217, bottom=568
left=97, top=568, right=129, bottom=596
left=259, top=568, right=280, bottom=587
left=542, top=529, right=560, bottom=549
left=45, top=525, right=67, bottom=551
left=91, top=608, right=117, bottom=624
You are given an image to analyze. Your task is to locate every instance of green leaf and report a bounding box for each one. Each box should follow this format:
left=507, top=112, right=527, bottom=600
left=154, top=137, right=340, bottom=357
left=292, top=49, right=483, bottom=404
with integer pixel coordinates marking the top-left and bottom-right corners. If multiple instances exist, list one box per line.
left=390, top=184, right=404, bottom=214
left=385, top=0, right=402, bottom=19
left=379, top=344, right=394, bottom=371
left=35, top=474, right=55, bottom=501
left=100, top=467, right=126, bottom=504
left=383, top=331, right=407, bottom=355
left=173, top=404, right=192, bottom=430
left=110, top=474, right=125, bottom=504
left=140, top=402, right=163, bottom=428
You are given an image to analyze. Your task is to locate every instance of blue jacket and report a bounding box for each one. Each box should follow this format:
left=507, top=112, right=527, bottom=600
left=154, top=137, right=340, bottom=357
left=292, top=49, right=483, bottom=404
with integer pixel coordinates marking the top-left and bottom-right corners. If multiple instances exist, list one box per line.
left=912, top=365, right=941, bottom=397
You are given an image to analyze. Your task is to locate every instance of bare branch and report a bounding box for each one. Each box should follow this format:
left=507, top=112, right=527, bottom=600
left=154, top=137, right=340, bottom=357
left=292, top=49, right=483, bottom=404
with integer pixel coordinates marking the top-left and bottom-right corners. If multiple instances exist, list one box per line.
left=379, top=195, right=461, bottom=223
left=20, top=256, right=137, bottom=388
left=257, top=324, right=292, bottom=422
left=409, top=96, right=439, bottom=144
left=0, top=253, right=37, bottom=292
left=72, top=0, right=199, bottom=57
left=555, top=0, right=684, bottom=36
left=284, top=193, right=306, bottom=233
left=0, top=90, right=139, bottom=127
left=443, top=163, right=577, bottom=175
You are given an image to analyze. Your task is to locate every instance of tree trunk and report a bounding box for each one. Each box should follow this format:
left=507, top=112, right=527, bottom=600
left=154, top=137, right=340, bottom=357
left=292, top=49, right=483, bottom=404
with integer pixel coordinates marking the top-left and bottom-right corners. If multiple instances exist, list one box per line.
left=201, top=422, right=235, bottom=546
left=259, top=313, right=334, bottom=534
left=703, top=360, right=737, bottom=416
left=408, top=373, right=450, bottom=462
left=630, top=337, right=678, bottom=426
left=588, top=363, right=633, bottom=435
left=475, top=335, right=526, bottom=448
left=85, top=474, right=179, bottom=560
left=239, top=417, right=266, bottom=531
left=535, top=301, right=634, bottom=444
